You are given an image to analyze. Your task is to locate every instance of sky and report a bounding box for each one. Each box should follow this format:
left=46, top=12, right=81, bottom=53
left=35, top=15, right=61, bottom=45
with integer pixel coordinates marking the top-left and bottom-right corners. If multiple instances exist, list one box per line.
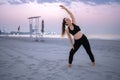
left=0, top=0, right=120, bottom=35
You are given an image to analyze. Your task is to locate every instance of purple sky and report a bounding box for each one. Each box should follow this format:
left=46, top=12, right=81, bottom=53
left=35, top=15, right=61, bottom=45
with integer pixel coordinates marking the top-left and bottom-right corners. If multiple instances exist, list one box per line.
left=0, top=0, right=120, bottom=35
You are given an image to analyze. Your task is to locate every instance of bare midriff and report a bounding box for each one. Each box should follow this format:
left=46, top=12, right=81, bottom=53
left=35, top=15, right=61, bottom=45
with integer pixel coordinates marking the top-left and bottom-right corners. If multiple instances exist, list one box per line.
left=74, top=31, right=83, bottom=40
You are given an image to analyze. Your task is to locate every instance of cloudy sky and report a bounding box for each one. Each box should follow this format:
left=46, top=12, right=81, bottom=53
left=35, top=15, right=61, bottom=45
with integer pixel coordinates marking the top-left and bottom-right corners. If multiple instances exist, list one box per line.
left=0, top=0, right=120, bottom=35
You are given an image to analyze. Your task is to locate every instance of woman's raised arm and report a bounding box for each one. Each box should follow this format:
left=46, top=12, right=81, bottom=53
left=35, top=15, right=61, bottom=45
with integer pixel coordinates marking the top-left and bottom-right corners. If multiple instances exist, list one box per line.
left=60, top=5, right=76, bottom=24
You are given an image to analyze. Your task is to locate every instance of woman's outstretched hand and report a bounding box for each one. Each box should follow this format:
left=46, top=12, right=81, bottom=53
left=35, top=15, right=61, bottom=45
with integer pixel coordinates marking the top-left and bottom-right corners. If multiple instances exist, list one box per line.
left=59, top=5, right=66, bottom=9
left=72, top=45, right=74, bottom=50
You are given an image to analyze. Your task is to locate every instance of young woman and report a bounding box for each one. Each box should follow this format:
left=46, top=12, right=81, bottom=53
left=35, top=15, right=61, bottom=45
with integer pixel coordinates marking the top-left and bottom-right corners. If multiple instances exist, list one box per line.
left=60, top=5, right=95, bottom=67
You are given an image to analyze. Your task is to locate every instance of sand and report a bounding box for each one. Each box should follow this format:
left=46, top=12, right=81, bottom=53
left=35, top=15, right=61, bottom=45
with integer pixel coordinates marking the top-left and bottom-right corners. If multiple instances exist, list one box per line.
left=0, top=36, right=120, bottom=80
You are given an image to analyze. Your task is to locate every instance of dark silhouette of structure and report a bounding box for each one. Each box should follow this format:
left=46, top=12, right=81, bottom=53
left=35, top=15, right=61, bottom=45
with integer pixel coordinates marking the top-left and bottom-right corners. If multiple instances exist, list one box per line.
left=28, top=16, right=41, bottom=41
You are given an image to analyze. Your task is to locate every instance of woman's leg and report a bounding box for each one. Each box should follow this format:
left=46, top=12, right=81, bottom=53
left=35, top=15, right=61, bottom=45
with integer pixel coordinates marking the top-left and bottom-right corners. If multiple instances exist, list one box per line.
left=69, top=39, right=81, bottom=65
left=82, top=35, right=95, bottom=63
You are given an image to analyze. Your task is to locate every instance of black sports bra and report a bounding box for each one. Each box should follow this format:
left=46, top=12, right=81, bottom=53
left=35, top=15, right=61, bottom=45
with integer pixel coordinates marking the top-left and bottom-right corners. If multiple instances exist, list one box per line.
left=68, top=23, right=81, bottom=35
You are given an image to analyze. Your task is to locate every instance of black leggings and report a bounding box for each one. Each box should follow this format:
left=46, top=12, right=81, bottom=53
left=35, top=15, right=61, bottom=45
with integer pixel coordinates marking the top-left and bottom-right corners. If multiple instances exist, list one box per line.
left=69, top=34, right=95, bottom=64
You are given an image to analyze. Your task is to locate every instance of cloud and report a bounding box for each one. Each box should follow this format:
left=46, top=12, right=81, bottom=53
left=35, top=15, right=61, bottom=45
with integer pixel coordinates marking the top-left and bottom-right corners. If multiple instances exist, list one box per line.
left=37, top=0, right=57, bottom=3
left=8, top=0, right=22, bottom=4
left=79, top=0, right=120, bottom=5
left=0, top=0, right=120, bottom=5
left=0, top=0, right=34, bottom=5
left=0, top=0, right=8, bottom=5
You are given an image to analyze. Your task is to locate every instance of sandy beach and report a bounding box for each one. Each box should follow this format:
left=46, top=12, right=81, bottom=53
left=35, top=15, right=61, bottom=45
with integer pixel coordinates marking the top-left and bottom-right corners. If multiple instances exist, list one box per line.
left=0, top=36, right=120, bottom=80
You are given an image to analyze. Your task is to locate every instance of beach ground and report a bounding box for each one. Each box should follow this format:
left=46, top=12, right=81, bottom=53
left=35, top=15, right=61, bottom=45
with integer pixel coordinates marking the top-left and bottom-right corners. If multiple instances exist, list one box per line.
left=0, top=36, right=120, bottom=80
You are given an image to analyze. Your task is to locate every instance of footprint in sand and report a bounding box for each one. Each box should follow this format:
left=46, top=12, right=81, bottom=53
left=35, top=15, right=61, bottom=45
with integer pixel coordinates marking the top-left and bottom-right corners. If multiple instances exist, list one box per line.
left=27, top=63, right=36, bottom=70
left=28, top=55, right=34, bottom=59
left=31, top=69, right=39, bottom=75
left=15, top=59, right=25, bottom=64
left=13, top=75, right=26, bottom=80
left=27, top=77, right=34, bottom=80
left=7, top=54, right=14, bottom=58
left=13, top=76, right=20, bottom=80
left=104, top=70, right=120, bottom=79
left=0, top=60, right=11, bottom=68
left=12, top=56, right=21, bottom=60
left=0, top=73, right=12, bottom=79
left=105, top=74, right=112, bottom=79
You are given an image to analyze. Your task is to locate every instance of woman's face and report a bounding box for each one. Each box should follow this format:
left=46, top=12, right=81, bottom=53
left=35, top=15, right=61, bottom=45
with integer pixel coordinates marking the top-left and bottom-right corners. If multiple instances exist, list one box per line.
left=65, top=18, right=71, bottom=25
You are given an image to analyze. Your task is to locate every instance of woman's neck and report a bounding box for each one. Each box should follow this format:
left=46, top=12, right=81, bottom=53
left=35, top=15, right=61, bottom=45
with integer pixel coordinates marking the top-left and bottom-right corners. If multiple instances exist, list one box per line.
left=68, top=23, right=74, bottom=30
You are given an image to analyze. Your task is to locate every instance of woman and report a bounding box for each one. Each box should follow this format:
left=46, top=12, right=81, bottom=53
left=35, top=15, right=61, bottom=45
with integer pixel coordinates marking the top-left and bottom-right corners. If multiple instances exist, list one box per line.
left=60, top=5, right=95, bottom=67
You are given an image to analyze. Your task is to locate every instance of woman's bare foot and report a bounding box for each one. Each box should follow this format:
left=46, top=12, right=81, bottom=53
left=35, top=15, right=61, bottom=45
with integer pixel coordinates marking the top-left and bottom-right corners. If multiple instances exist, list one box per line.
left=68, top=64, right=72, bottom=68
left=91, top=62, right=96, bottom=66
